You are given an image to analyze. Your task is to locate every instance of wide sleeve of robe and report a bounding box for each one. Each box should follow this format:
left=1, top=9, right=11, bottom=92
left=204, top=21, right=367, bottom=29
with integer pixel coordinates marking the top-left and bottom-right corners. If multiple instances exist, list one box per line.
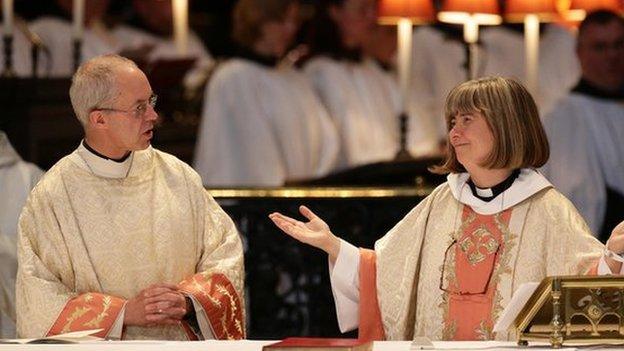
left=16, top=181, right=126, bottom=339
left=177, top=167, right=245, bottom=339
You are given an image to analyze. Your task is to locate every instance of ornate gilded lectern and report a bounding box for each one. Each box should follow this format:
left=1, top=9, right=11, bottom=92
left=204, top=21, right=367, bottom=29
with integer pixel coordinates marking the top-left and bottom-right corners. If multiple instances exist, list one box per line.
left=513, top=275, right=624, bottom=348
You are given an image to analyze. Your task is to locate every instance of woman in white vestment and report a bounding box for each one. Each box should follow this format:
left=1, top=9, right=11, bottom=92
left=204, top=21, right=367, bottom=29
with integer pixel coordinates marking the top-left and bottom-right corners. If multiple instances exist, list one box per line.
left=0, top=132, right=43, bottom=338
left=303, top=0, right=399, bottom=168
left=193, top=0, right=339, bottom=187
left=270, top=77, right=624, bottom=341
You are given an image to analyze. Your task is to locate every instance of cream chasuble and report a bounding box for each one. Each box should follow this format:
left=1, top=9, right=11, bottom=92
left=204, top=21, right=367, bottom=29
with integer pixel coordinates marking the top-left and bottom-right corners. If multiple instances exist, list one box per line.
left=16, top=144, right=245, bottom=340
left=330, top=169, right=605, bottom=341
left=375, top=169, right=604, bottom=340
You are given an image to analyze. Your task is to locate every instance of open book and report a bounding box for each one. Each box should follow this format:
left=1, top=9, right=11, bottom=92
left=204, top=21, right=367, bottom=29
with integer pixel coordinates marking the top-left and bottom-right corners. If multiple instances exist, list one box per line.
left=493, top=282, right=540, bottom=333
left=0, top=329, right=103, bottom=344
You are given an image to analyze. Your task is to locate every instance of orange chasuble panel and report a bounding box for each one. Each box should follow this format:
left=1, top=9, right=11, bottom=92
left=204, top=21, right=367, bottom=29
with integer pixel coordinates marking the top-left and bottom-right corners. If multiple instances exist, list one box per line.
left=178, top=272, right=245, bottom=340
left=441, top=206, right=512, bottom=340
left=358, top=249, right=385, bottom=341
left=47, top=292, right=125, bottom=338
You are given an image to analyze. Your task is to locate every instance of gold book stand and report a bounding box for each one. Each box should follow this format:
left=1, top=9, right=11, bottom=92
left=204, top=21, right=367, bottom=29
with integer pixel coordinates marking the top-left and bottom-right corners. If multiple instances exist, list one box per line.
left=514, top=275, right=624, bottom=348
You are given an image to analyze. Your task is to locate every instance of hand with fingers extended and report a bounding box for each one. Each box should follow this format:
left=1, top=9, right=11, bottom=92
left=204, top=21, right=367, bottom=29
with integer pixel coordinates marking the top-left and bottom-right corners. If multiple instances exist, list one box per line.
left=124, top=283, right=189, bottom=327
left=269, top=205, right=342, bottom=262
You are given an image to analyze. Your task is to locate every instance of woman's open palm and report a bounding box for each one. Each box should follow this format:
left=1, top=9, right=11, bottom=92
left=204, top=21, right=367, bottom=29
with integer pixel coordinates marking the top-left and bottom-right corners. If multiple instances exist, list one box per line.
left=269, top=205, right=340, bottom=259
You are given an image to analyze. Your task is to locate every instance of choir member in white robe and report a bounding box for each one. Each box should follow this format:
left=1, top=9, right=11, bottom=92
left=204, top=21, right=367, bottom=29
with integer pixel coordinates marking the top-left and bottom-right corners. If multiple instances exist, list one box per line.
left=16, top=55, right=245, bottom=340
left=29, top=0, right=122, bottom=77
left=0, top=132, right=43, bottom=338
left=303, top=0, right=399, bottom=168
left=270, top=77, right=624, bottom=341
left=542, top=10, right=624, bottom=241
left=193, top=0, right=339, bottom=186
left=112, top=0, right=214, bottom=90
left=411, top=23, right=579, bottom=144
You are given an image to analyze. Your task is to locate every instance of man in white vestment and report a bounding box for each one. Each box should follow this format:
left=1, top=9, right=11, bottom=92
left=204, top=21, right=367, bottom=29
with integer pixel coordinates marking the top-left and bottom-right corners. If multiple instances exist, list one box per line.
left=15, top=55, right=245, bottom=340
left=0, top=132, right=43, bottom=338
left=542, top=10, right=624, bottom=241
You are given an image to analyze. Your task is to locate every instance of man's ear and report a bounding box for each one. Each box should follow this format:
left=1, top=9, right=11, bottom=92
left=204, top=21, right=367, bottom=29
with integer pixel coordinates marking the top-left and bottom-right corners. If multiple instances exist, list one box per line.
left=88, top=110, right=107, bottom=129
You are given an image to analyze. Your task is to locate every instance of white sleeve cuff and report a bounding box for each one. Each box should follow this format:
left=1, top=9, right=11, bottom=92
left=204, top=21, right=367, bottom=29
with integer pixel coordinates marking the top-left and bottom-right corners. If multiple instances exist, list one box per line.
left=184, top=294, right=215, bottom=340
left=597, top=254, right=624, bottom=275
left=329, top=239, right=360, bottom=333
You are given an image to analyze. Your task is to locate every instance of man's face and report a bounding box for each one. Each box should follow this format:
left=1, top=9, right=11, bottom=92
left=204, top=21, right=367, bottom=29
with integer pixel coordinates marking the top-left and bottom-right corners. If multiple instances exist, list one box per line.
left=101, top=67, right=158, bottom=154
left=577, top=20, right=624, bottom=91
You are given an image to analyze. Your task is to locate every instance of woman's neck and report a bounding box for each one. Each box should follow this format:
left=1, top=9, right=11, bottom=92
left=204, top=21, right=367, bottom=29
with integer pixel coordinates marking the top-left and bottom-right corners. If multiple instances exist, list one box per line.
left=466, top=166, right=513, bottom=189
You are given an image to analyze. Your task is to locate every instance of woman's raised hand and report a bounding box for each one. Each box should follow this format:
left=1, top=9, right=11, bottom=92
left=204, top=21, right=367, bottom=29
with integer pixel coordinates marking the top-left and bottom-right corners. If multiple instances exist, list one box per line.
left=269, top=205, right=341, bottom=262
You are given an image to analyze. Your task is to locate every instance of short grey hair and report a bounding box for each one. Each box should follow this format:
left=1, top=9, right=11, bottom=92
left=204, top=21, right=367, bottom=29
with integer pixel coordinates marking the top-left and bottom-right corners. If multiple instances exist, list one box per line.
left=69, top=54, right=139, bottom=126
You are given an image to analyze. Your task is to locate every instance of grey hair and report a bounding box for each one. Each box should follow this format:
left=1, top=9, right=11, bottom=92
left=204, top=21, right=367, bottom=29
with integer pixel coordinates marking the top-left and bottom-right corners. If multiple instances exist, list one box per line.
left=69, top=54, right=139, bottom=126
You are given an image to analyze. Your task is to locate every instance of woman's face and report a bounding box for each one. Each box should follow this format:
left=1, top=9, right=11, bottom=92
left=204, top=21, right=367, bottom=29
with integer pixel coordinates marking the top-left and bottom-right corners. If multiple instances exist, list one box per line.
left=259, top=3, right=300, bottom=57
left=448, top=111, right=495, bottom=170
left=330, top=0, right=377, bottom=49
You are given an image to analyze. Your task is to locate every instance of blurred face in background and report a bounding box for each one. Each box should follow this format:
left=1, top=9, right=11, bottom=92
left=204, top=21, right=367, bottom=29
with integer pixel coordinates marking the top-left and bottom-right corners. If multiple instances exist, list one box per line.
left=329, top=0, right=377, bottom=49
left=577, top=19, right=624, bottom=92
left=256, top=3, right=300, bottom=57
left=132, top=0, right=174, bottom=36
left=57, top=0, right=110, bottom=25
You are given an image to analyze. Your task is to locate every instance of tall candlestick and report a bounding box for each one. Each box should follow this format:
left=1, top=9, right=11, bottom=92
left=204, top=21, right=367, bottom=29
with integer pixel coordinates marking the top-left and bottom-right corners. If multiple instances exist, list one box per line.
left=173, top=0, right=188, bottom=55
left=73, top=0, right=85, bottom=40
left=3, top=0, right=13, bottom=36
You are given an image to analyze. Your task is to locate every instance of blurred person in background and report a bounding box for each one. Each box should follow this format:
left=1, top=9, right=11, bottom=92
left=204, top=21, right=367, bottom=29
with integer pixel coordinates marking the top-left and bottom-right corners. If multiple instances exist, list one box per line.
left=542, top=10, right=624, bottom=242
left=0, top=131, right=43, bottom=338
left=193, top=0, right=339, bottom=186
left=113, top=0, right=214, bottom=90
left=303, top=0, right=399, bottom=169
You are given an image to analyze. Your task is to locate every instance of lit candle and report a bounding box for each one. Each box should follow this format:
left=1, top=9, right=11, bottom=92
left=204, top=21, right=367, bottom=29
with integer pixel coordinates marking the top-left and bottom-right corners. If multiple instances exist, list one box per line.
left=172, top=0, right=188, bottom=55
left=524, top=13, right=539, bottom=95
left=73, top=0, right=85, bottom=40
left=3, top=0, right=13, bottom=36
left=397, top=18, right=412, bottom=113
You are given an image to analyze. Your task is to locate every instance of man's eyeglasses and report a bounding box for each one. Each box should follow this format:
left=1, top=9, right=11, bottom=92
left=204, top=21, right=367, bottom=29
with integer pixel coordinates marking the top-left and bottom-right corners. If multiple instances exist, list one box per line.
left=93, top=94, right=158, bottom=119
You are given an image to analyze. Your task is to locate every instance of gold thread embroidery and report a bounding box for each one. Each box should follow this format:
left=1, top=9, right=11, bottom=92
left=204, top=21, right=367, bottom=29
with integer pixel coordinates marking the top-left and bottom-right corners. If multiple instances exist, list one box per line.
left=476, top=320, right=492, bottom=340
left=60, top=306, right=90, bottom=333
left=488, top=213, right=518, bottom=330
left=84, top=296, right=113, bottom=328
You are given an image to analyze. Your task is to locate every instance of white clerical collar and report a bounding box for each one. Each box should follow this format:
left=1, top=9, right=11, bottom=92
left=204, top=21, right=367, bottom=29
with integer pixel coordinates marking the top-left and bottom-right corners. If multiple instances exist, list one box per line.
left=76, top=141, right=134, bottom=179
left=447, top=168, right=552, bottom=215
left=475, top=186, right=493, bottom=198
